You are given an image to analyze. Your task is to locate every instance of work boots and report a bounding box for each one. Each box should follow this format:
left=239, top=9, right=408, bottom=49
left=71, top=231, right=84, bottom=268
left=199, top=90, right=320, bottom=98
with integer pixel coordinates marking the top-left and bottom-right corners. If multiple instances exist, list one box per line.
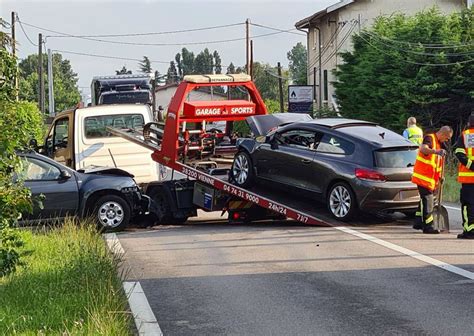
left=422, top=225, right=440, bottom=234
left=457, top=231, right=474, bottom=239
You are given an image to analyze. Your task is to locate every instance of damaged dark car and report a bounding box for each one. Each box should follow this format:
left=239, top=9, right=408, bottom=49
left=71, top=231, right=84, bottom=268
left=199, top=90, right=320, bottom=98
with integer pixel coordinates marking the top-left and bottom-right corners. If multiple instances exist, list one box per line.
left=231, top=114, right=420, bottom=221
left=18, top=151, right=150, bottom=231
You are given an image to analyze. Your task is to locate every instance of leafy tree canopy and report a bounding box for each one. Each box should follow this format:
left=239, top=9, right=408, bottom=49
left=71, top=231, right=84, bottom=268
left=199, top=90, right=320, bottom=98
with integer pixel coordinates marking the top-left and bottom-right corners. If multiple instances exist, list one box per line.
left=116, top=65, right=132, bottom=75
left=18, top=53, right=81, bottom=113
left=138, top=56, right=152, bottom=74
left=287, top=42, right=307, bottom=85
left=334, top=7, right=474, bottom=133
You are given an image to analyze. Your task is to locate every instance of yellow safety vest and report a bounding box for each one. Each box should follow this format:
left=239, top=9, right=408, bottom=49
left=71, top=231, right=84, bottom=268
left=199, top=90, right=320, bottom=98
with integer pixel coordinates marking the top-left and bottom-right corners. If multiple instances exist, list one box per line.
left=406, top=125, right=423, bottom=145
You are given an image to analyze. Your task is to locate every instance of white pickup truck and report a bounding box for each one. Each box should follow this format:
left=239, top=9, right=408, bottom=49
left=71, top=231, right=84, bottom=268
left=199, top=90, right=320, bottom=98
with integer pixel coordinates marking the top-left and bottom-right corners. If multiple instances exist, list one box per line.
left=43, top=104, right=166, bottom=185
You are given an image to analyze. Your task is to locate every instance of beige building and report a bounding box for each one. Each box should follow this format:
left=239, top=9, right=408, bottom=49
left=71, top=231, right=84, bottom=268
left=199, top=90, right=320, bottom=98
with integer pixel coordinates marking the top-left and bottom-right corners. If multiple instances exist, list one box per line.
left=295, top=0, right=470, bottom=110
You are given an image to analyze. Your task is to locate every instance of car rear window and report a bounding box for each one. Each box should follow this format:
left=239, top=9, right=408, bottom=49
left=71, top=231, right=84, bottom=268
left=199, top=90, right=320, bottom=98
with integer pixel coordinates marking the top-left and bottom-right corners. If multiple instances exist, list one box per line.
left=85, top=114, right=144, bottom=138
left=374, top=147, right=418, bottom=168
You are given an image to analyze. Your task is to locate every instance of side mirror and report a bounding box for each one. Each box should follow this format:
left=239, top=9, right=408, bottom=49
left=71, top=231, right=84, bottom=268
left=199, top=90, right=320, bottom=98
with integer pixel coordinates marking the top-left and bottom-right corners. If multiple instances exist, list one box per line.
left=60, top=170, right=72, bottom=179
left=29, top=138, right=38, bottom=149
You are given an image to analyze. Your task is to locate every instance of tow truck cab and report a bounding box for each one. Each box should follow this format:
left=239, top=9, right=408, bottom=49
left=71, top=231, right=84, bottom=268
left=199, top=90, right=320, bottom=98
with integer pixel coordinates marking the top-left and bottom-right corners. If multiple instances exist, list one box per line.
left=43, top=104, right=164, bottom=186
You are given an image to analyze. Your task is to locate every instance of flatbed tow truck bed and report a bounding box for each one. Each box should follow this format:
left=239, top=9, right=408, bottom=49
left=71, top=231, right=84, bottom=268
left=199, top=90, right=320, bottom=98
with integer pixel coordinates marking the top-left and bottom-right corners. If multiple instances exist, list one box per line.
left=109, top=74, right=334, bottom=227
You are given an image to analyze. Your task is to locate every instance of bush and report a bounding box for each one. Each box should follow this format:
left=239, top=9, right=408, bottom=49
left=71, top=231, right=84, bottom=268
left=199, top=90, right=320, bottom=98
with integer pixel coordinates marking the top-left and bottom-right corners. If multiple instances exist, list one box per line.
left=0, top=97, right=44, bottom=276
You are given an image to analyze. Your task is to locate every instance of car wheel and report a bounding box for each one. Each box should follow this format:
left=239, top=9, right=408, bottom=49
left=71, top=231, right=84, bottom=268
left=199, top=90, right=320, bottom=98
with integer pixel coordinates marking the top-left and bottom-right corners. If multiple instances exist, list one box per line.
left=327, top=182, right=357, bottom=221
left=231, top=151, right=254, bottom=188
left=93, top=195, right=131, bottom=232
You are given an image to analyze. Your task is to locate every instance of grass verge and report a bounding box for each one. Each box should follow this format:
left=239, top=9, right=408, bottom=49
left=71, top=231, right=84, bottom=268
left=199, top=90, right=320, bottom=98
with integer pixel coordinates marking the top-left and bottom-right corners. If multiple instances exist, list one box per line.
left=0, top=219, right=131, bottom=335
left=443, top=172, right=461, bottom=203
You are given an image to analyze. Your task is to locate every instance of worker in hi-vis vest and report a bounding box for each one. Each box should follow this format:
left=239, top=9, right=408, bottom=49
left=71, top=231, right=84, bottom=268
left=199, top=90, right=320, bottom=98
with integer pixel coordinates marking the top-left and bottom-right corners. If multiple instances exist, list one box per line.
left=412, top=126, right=453, bottom=234
left=454, top=114, right=474, bottom=239
left=403, top=117, right=423, bottom=145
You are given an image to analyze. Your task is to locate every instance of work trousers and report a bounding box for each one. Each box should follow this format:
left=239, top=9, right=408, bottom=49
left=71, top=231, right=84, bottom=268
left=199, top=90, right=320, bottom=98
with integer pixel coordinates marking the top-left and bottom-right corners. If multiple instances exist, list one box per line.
left=460, top=184, right=474, bottom=234
left=416, top=186, right=434, bottom=226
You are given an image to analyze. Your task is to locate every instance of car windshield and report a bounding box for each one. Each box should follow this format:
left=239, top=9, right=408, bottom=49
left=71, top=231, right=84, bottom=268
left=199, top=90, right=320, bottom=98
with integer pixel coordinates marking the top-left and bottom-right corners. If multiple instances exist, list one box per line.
left=85, top=114, right=145, bottom=138
left=100, top=91, right=151, bottom=104
left=374, top=147, right=418, bottom=168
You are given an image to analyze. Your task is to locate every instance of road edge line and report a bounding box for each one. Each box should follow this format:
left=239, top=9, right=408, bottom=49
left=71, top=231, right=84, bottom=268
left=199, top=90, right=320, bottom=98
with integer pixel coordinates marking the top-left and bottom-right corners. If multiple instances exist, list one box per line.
left=104, top=233, right=163, bottom=336
left=336, top=226, right=474, bottom=280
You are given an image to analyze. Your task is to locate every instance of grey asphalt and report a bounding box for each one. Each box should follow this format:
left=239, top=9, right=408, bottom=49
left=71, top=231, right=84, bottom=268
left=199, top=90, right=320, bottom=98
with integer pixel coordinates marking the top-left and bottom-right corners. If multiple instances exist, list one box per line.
left=120, top=207, right=473, bottom=336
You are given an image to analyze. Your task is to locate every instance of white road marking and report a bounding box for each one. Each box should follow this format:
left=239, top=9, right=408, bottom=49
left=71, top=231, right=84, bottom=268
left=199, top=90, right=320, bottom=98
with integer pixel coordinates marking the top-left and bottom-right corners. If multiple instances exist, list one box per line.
left=336, top=226, right=474, bottom=280
left=104, top=233, right=125, bottom=256
left=104, top=233, right=163, bottom=336
left=124, top=282, right=163, bottom=336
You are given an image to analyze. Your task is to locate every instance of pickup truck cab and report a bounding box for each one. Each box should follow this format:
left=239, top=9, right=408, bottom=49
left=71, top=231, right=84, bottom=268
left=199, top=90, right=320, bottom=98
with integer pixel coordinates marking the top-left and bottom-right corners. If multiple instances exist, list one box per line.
left=44, top=104, right=164, bottom=185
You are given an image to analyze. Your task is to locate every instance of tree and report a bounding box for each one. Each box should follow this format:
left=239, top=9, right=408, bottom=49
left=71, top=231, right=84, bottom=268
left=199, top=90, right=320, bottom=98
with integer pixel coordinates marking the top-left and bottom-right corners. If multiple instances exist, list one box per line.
left=287, top=42, right=307, bottom=85
left=181, top=48, right=195, bottom=76
left=138, top=56, right=152, bottom=74
left=1, top=49, right=43, bottom=276
left=0, top=18, right=12, bottom=50
left=166, top=61, right=178, bottom=84
left=227, top=62, right=236, bottom=74
left=252, top=62, right=289, bottom=101
left=18, top=53, right=81, bottom=112
left=175, top=53, right=183, bottom=79
left=116, top=66, right=132, bottom=75
left=334, top=7, right=474, bottom=133
left=213, top=50, right=222, bottom=74
left=194, top=48, right=214, bottom=75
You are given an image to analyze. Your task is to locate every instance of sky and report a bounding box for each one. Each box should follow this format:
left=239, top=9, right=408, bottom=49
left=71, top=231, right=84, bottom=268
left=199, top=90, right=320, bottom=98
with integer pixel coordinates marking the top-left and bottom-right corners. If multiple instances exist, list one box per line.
left=1, top=0, right=335, bottom=97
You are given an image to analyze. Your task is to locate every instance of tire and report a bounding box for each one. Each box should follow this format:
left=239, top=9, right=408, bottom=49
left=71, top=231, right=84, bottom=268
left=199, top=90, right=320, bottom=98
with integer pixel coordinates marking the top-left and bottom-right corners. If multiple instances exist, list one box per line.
left=93, top=195, right=131, bottom=232
left=327, top=182, right=358, bottom=221
left=231, top=151, right=254, bottom=188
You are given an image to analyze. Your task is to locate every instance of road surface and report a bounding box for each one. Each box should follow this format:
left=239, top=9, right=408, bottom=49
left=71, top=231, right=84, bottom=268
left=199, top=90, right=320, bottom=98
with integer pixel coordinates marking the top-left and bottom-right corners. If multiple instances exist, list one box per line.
left=119, top=205, right=473, bottom=335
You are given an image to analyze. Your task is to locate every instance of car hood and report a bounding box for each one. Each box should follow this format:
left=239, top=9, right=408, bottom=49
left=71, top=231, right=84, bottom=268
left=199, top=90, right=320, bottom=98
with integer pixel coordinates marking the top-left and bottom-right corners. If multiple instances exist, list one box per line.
left=246, top=113, right=313, bottom=136
left=79, top=166, right=134, bottom=178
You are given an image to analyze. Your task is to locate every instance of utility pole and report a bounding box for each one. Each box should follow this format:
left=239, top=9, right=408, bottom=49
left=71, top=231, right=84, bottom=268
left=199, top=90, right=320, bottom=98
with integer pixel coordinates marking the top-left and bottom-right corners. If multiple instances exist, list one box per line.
left=246, top=18, right=250, bottom=74
left=314, top=26, right=322, bottom=110
left=277, top=62, right=284, bottom=112
left=250, top=40, right=254, bottom=78
left=11, top=11, right=18, bottom=100
left=47, top=49, right=55, bottom=116
left=38, top=33, right=45, bottom=113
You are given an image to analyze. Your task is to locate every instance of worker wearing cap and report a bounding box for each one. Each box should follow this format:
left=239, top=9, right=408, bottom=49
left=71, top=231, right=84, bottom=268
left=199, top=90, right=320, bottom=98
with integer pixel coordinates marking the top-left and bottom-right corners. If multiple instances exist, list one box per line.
left=403, top=117, right=423, bottom=145
left=454, top=115, right=474, bottom=239
left=412, top=126, right=453, bottom=234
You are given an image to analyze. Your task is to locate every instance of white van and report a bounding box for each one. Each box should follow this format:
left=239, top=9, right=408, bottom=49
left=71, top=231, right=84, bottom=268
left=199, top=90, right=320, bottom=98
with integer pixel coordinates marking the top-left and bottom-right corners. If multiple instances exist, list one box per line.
left=44, top=104, right=164, bottom=185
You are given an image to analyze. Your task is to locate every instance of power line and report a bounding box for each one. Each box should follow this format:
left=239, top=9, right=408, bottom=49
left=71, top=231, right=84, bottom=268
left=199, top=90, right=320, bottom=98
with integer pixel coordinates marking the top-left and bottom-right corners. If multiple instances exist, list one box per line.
left=250, top=22, right=306, bottom=36
left=51, top=49, right=170, bottom=64
left=46, top=22, right=245, bottom=38
left=358, top=33, right=474, bottom=66
left=17, top=17, right=38, bottom=46
left=18, top=19, right=297, bottom=46
left=362, top=31, right=474, bottom=49
left=363, top=31, right=474, bottom=57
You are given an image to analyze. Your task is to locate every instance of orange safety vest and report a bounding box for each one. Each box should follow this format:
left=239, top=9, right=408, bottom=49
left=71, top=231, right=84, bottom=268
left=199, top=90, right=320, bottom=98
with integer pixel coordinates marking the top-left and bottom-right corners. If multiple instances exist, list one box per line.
left=457, top=129, right=474, bottom=184
left=411, top=133, right=443, bottom=191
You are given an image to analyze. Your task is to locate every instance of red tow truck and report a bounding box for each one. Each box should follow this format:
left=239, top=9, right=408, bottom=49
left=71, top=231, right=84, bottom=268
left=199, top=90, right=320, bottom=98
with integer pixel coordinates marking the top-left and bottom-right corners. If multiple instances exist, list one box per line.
left=109, top=74, right=331, bottom=226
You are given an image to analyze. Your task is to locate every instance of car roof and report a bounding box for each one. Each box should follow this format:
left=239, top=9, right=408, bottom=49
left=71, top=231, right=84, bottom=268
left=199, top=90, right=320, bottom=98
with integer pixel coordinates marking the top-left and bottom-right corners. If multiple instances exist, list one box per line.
left=286, top=120, right=416, bottom=149
left=308, top=118, right=377, bottom=129
left=54, top=104, right=151, bottom=118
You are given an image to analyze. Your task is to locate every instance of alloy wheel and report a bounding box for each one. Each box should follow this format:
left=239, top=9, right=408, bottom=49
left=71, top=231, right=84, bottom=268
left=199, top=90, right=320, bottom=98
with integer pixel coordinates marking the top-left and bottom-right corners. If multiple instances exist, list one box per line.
left=329, top=185, right=352, bottom=218
left=233, top=154, right=249, bottom=185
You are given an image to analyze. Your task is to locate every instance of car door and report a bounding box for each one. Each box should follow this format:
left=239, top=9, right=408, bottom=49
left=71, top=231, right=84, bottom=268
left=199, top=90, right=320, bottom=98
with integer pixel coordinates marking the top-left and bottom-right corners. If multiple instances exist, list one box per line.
left=21, top=156, right=79, bottom=221
left=254, top=128, right=319, bottom=191
left=45, top=115, right=73, bottom=167
left=312, top=132, right=356, bottom=194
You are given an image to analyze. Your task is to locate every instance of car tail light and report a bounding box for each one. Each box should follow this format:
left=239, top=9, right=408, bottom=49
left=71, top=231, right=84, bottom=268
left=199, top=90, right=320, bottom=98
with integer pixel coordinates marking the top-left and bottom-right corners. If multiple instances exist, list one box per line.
left=232, top=212, right=241, bottom=220
left=355, top=168, right=386, bottom=182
